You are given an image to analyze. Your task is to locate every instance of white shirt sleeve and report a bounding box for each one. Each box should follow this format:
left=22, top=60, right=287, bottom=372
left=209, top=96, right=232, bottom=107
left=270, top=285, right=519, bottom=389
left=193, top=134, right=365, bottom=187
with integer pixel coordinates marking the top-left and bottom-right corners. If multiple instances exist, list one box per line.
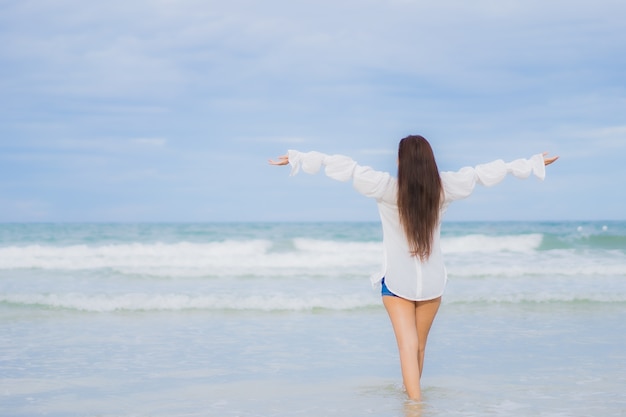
left=440, top=153, right=546, bottom=204
left=287, top=150, right=394, bottom=201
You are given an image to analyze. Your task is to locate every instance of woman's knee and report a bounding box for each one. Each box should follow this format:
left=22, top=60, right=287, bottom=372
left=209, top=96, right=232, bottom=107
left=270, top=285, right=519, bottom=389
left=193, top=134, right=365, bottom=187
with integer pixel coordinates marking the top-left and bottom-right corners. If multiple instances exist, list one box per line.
left=399, top=338, right=427, bottom=358
left=396, top=333, right=421, bottom=354
left=418, top=335, right=429, bottom=351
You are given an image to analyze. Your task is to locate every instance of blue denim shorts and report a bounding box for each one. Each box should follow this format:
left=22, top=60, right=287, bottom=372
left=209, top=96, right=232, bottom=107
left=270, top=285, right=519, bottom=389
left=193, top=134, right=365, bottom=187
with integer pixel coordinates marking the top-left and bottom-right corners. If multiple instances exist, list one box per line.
left=381, top=278, right=399, bottom=297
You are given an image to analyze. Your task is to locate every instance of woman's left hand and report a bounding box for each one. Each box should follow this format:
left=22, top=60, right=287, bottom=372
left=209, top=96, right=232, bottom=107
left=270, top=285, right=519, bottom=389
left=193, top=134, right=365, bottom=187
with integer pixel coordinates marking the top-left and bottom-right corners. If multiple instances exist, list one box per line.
left=268, top=155, right=290, bottom=166
left=543, top=152, right=559, bottom=166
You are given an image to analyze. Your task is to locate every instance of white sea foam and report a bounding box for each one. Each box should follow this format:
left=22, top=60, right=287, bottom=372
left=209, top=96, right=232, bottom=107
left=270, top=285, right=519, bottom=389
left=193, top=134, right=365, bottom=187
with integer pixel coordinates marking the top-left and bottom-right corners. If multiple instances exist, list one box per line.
left=0, top=235, right=538, bottom=271
left=0, top=239, right=383, bottom=277
left=2, top=223, right=623, bottom=417
left=0, top=240, right=272, bottom=269
left=0, top=292, right=378, bottom=312
left=444, top=250, right=626, bottom=277
left=2, top=233, right=624, bottom=282
left=441, top=234, right=543, bottom=254
left=2, top=289, right=625, bottom=312
left=445, top=292, right=626, bottom=305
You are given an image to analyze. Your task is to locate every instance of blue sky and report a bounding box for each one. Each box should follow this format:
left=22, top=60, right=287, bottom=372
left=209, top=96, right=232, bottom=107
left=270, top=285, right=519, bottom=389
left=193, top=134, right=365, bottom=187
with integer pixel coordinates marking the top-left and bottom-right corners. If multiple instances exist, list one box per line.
left=1, top=0, right=624, bottom=222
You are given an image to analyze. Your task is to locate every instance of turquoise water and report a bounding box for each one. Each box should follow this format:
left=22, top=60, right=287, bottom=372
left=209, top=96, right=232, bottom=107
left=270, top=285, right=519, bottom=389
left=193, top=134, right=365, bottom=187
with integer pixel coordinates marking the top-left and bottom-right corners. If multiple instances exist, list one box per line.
left=1, top=221, right=625, bottom=416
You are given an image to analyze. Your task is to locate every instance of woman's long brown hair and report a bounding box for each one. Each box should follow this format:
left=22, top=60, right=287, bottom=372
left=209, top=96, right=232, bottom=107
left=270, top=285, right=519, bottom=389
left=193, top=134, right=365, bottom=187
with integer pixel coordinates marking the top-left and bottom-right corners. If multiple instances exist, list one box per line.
left=397, top=135, right=443, bottom=260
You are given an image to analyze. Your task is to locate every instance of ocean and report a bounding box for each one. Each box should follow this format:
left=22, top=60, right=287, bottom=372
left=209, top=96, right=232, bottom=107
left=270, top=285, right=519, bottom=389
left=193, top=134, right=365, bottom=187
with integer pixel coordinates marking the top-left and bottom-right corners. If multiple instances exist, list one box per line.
left=1, top=221, right=625, bottom=417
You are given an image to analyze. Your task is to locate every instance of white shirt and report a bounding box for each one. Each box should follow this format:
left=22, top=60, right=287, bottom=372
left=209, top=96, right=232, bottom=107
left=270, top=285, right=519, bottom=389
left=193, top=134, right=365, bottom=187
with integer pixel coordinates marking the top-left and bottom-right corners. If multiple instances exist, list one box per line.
left=287, top=150, right=546, bottom=301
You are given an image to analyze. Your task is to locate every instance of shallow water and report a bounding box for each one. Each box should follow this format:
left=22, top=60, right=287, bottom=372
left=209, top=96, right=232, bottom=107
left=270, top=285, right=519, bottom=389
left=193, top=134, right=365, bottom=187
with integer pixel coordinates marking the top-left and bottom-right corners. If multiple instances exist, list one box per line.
left=1, top=222, right=625, bottom=416
left=2, top=303, right=625, bottom=416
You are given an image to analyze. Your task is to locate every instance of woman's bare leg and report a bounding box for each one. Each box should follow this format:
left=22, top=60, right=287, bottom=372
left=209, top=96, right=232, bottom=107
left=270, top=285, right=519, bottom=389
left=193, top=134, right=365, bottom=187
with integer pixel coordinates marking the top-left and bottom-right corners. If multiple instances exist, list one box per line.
left=383, top=295, right=441, bottom=401
left=414, top=297, right=441, bottom=376
left=384, top=296, right=420, bottom=398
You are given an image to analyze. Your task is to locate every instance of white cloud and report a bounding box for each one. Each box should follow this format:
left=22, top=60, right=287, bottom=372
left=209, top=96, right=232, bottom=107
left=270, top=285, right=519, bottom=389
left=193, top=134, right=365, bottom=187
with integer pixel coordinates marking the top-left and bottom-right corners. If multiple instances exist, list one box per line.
left=2, top=0, right=624, bottom=102
left=1, top=0, right=625, bottom=221
left=577, top=126, right=626, bottom=143
left=0, top=198, right=50, bottom=220
left=42, top=138, right=167, bottom=153
left=238, top=136, right=308, bottom=145
left=359, top=148, right=396, bottom=156
left=131, top=138, right=167, bottom=147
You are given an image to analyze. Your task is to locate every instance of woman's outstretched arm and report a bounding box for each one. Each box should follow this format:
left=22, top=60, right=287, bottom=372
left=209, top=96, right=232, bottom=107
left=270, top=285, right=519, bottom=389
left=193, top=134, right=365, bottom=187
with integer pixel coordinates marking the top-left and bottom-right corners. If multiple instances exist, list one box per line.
left=440, top=152, right=559, bottom=205
left=268, top=155, right=289, bottom=166
left=543, top=152, right=559, bottom=166
left=269, top=150, right=395, bottom=201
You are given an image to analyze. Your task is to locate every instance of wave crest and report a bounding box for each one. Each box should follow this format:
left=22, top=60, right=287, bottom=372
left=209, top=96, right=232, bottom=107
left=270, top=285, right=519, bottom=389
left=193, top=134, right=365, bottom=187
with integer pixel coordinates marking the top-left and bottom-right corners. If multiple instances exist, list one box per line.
left=442, top=234, right=543, bottom=254
left=2, top=290, right=624, bottom=313
left=0, top=293, right=378, bottom=313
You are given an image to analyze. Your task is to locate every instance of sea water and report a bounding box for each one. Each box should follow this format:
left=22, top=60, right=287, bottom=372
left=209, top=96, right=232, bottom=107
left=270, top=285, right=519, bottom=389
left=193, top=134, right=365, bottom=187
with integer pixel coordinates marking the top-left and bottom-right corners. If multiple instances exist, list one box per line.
left=1, top=221, right=625, bottom=416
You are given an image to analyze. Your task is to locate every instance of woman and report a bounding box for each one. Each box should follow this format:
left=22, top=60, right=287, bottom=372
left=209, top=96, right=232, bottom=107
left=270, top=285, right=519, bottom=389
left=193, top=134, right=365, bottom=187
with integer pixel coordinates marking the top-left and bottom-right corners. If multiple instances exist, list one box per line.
left=269, top=135, right=558, bottom=401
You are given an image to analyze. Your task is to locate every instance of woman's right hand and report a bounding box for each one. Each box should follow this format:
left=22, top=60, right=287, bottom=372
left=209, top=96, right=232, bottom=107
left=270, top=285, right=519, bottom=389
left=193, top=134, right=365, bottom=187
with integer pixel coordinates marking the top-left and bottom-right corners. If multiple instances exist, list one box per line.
left=268, top=155, right=289, bottom=166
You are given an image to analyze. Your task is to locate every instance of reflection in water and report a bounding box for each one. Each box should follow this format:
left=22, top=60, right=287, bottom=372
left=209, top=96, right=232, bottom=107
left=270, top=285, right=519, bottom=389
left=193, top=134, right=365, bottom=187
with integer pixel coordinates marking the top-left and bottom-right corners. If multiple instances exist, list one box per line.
left=404, top=399, right=424, bottom=417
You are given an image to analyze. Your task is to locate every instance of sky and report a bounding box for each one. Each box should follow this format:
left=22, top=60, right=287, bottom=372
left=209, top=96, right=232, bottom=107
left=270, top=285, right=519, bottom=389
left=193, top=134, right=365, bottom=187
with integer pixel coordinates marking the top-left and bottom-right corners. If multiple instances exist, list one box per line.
left=0, top=0, right=625, bottom=222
